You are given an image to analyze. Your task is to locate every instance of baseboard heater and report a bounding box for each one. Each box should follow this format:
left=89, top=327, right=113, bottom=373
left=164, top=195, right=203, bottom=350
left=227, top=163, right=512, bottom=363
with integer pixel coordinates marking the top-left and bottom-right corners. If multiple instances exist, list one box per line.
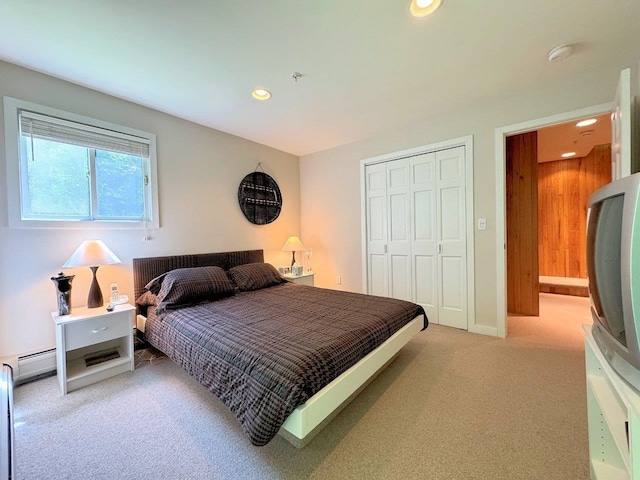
left=1, top=364, right=15, bottom=480
left=16, top=348, right=56, bottom=385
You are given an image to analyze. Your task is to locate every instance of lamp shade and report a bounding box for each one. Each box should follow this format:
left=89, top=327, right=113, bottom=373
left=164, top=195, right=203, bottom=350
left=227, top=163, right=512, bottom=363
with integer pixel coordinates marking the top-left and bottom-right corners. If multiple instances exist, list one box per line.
left=282, top=236, right=306, bottom=252
left=63, top=240, right=121, bottom=268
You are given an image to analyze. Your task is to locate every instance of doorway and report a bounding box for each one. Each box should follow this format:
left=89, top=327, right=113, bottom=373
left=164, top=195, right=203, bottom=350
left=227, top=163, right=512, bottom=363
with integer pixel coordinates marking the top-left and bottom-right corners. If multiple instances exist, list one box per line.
left=495, top=102, right=611, bottom=337
left=497, top=68, right=634, bottom=337
left=506, top=114, right=612, bottom=319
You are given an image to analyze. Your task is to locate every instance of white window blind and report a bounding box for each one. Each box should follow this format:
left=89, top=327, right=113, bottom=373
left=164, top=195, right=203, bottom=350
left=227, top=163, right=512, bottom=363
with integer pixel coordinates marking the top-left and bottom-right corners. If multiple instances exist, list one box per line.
left=19, top=110, right=150, bottom=158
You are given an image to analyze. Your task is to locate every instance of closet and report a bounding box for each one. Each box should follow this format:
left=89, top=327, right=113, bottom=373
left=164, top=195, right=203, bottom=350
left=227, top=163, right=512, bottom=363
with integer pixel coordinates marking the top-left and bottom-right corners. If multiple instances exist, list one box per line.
left=364, top=146, right=468, bottom=329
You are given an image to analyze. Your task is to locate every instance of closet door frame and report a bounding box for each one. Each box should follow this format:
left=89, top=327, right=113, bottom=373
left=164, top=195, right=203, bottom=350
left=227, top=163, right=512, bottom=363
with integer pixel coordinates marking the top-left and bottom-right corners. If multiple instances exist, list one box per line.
left=360, top=135, right=481, bottom=334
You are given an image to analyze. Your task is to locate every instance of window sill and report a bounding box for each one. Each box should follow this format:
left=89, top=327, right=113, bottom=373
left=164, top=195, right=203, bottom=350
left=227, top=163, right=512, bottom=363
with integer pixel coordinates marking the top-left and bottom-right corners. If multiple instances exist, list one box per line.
left=8, top=217, right=159, bottom=229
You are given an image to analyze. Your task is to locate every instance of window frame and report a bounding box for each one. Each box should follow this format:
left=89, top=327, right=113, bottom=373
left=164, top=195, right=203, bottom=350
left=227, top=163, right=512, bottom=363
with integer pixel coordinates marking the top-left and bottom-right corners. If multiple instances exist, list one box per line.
left=3, top=96, right=159, bottom=229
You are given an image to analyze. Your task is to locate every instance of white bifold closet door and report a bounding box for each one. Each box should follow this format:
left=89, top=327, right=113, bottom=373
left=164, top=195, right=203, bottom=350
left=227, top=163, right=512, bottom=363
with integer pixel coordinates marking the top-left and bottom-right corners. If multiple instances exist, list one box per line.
left=365, top=146, right=467, bottom=329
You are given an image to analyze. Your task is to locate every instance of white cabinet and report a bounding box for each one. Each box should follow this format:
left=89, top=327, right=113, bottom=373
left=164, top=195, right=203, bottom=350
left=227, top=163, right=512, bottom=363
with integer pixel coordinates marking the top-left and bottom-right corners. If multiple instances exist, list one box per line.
left=52, top=304, right=135, bottom=395
left=584, top=324, right=640, bottom=479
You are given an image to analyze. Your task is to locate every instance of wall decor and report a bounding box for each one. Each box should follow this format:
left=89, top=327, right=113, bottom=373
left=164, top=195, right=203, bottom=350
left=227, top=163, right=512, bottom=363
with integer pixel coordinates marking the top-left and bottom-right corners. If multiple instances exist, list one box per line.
left=238, top=164, right=282, bottom=225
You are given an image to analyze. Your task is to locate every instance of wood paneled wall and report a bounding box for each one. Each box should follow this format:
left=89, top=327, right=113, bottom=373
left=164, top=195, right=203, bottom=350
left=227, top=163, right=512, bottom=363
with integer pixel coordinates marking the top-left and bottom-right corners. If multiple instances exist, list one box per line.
left=507, top=132, right=539, bottom=316
left=538, top=144, right=611, bottom=278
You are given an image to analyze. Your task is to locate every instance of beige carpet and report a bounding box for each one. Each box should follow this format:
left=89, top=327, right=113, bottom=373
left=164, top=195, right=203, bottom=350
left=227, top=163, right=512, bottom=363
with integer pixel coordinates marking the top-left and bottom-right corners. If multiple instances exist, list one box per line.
left=13, top=293, right=591, bottom=479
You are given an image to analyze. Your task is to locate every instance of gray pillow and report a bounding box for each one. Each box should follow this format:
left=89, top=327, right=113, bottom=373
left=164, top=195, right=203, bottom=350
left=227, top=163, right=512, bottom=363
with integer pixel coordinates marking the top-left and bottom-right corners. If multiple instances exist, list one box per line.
left=155, top=266, right=236, bottom=312
left=144, top=273, right=167, bottom=295
left=227, top=263, right=285, bottom=292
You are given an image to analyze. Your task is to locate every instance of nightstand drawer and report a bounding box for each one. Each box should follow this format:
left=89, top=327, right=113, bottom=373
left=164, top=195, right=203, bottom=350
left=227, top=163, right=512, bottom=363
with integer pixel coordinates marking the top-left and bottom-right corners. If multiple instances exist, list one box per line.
left=65, top=314, right=130, bottom=351
left=284, top=272, right=315, bottom=286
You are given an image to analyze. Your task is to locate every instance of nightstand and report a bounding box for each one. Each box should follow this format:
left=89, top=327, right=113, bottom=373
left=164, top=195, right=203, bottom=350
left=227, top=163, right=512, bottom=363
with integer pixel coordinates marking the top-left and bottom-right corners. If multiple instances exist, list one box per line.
left=284, top=272, right=315, bottom=286
left=52, top=303, right=135, bottom=395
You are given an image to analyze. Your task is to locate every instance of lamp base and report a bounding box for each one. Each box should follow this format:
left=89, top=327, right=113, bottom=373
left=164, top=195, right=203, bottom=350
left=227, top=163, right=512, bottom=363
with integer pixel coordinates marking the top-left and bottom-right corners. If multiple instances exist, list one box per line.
left=87, top=266, right=103, bottom=308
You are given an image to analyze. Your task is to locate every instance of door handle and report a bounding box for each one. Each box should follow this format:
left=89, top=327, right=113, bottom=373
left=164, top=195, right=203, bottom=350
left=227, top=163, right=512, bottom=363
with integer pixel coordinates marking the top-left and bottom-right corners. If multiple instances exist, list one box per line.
left=438, top=243, right=443, bottom=254
left=383, top=244, right=388, bottom=253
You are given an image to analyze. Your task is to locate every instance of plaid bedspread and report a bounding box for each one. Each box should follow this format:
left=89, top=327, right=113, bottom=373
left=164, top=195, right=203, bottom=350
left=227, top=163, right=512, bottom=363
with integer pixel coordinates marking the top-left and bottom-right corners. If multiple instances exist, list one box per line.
left=144, top=283, right=427, bottom=446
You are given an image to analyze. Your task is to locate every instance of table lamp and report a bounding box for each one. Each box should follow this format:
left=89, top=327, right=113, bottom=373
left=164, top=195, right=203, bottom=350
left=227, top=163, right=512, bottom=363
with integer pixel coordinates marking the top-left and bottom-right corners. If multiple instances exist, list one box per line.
left=282, top=236, right=306, bottom=271
left=63, top=240, right=121, bottom=308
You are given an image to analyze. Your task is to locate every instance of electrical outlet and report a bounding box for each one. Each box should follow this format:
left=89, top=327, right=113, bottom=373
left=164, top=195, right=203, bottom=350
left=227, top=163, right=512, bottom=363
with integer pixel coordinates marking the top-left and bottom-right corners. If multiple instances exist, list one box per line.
left=478, top=218, right=487, bottom=230
left=336, top=275, right=342, bottom=285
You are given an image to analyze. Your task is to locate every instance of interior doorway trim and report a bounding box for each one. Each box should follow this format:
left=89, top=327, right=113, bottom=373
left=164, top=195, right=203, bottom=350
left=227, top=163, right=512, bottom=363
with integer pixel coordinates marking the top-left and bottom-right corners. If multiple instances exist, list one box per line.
left=494, top=102, right=611, bottom=338
left=359, top=135, right=479, bottom=333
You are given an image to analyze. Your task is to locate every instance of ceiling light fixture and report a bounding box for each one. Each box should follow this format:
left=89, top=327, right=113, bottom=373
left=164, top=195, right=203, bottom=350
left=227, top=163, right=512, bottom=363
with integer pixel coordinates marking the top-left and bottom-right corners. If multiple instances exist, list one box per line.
left=410, top=0, right=443, bottom=17
left=547, top=44, right=573, bottom=63
left=252, top=88, right=271, bottom=100
left=576, top=118, right=597, bottom=127
left=561, top=152, right=576, bottom=158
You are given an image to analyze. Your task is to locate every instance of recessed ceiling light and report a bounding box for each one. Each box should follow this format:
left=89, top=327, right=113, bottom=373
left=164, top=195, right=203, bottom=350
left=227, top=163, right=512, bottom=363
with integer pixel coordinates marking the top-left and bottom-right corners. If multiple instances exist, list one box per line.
left=252, top=88, right=271, bottom=101
left=576, top=118, right=597, bottom=127
left=410, top=0, right=443, bottom=17
left=561, top=152, right=576, bottom=158
left=547, top=44, right=573, bottom=63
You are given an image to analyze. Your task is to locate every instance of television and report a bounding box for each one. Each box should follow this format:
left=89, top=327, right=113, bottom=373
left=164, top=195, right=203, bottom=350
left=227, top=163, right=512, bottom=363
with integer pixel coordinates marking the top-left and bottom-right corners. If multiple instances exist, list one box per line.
left=588, top=171, right=640, bottom=391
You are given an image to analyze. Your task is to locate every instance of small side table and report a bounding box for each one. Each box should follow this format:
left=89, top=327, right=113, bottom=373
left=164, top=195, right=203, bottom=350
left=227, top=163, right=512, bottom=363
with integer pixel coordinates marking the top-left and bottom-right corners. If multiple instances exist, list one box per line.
left=52, top=303, right=135, bottom=395
left=284, top=272, right=315, bottom=286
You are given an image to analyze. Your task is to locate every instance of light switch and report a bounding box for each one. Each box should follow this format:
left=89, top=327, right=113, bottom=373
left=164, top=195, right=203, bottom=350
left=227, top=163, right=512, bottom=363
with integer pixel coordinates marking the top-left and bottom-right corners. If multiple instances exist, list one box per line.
left=478, top=218, right=487, bottom=230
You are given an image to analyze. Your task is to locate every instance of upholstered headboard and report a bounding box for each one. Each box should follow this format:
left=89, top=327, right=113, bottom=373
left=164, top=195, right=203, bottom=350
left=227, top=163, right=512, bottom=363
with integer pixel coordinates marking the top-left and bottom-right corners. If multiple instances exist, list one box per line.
left=132, top=249, right=264, bottom=304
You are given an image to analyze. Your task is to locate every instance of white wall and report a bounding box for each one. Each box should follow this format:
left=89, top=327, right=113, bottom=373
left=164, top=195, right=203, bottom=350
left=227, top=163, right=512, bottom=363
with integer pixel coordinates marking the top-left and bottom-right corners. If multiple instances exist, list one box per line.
left=0, top=61, right=300, bottom=358
left=300, top=64, right=637, bottom=331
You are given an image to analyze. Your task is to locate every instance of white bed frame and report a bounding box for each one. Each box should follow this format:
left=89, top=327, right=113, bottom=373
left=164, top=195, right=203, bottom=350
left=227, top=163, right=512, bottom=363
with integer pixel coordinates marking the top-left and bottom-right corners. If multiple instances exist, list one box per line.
left=279, top=315, right=423, bottom=447
left=138, top=313, right=423, bottom=447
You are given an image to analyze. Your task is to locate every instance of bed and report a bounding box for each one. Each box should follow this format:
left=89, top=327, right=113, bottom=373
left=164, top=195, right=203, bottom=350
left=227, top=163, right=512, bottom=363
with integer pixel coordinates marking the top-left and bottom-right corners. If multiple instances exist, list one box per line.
left=133, top=249, right=427, bottom=447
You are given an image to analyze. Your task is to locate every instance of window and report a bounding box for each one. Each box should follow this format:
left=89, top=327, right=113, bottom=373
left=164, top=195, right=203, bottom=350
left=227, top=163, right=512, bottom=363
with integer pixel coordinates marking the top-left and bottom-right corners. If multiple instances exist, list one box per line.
left=3, top=97, right=159, bottom=228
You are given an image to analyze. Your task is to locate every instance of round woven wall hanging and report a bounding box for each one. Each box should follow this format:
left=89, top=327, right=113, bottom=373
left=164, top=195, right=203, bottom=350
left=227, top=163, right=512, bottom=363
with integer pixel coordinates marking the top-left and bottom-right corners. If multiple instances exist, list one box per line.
left=238, top=170, right=282, bottom=225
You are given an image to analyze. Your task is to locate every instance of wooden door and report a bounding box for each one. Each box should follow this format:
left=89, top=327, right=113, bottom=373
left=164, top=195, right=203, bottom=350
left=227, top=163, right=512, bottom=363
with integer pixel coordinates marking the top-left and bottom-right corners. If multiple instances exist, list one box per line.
left=507, top=132, right=539, bottom=316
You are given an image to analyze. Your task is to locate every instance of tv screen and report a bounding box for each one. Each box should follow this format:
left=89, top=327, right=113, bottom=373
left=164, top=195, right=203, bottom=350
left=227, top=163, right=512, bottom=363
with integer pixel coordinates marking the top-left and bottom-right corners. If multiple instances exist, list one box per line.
left=587, top=193, right=625, bottom=345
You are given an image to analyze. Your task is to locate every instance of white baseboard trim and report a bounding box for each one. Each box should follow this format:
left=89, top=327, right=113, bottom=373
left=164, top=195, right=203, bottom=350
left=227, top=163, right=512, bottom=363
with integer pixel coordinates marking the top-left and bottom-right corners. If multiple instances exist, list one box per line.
left=469, top=323, right=500, bottom=337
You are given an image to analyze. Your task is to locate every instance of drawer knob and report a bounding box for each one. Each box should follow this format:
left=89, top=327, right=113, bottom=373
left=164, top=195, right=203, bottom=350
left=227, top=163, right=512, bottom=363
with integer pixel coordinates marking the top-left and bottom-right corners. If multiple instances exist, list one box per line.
left=92, top=326, right=108, bottom=334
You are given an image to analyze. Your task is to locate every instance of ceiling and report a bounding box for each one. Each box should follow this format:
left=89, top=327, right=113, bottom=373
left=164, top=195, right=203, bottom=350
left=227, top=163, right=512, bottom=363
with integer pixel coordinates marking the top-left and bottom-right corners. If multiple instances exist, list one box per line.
left=538, top=113, right=611, bottom=163
left=1, top=1, right=639, bottom=157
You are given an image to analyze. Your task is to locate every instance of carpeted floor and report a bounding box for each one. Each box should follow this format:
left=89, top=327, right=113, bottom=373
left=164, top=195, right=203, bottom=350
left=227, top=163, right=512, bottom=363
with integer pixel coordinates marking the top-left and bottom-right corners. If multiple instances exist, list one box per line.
left=13, top=293, right=591, bottom=479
